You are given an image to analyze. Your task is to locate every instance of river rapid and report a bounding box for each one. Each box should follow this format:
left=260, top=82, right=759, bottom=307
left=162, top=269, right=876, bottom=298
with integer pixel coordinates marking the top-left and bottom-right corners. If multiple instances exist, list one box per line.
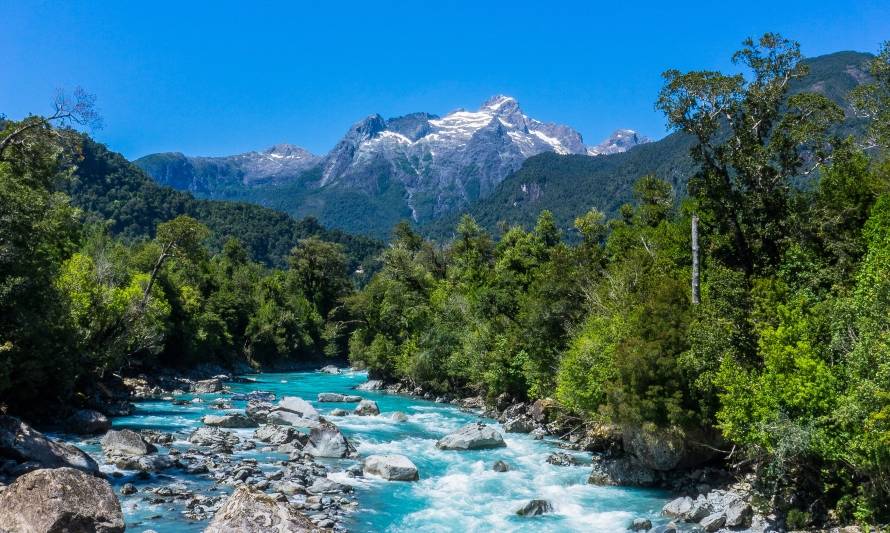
left=64, top=369, right=672, bottom=532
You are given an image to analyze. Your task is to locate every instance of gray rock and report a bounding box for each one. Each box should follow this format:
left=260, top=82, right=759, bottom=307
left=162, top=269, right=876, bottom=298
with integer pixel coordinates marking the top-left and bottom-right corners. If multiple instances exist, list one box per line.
left=192, top=378, right=224, bottom=394
left=650, top=523, right=679, bottom=533
left=329, top=408, right=349, bottom=416
left=631, top=517, right=652, bottom=531
left=65, top=409, right=111, bottom=434
left=303, top=422, right=353, bottom=458
left=353, top=399, right=380, bottom=416
left=113, top=454, right=175, bottom=472
left=101, top=429, right=156, bottom=456
left=120, top=483, right=137, bottom=495
left=319, top=365, right=341, bottom=374
left=516, top=499, right=553, bottom=516
left=436, top=423, right=506, bottom=450
left=0, top=415, right=99, bottom=474
left=587, top=456, right=657, bottom=487
left=390, top=411, right=409, bottom=422
left=493, top=460, right=509, bottom=472
left=307, top=477, right=346, bottom=494
left=277, top=397, right=319, bottom=420
left=662, top=496, right=694, bottom=519
left=503, top=417, right=535, bottom=433
left=0, top=467, right=124, bottom=533
left=317, top=393, right=362, bottom=403
left=546, top=452, right=580, bottom=466
left=202, top=413, right=257, bottom=428
left=362, top=454, right=419, bottom=481
left=267, top=409, right=321, bottom=429
left=188, top=426, right=240, bottom=450
left=700, top=511, right=726, bottom=532
left=204, top=485, right=314, bottom=533
left=623, top=425, right=718, bottom=471
left=724, top=497, right=753, bottom=527
left=253, top=425, right=305, bottom=446
left=356, top=380, right=384, bottom=391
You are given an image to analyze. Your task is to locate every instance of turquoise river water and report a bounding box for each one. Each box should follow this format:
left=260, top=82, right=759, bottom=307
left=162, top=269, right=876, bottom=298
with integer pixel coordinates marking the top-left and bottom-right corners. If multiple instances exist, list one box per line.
left=63, top=369, right=672, bottom=532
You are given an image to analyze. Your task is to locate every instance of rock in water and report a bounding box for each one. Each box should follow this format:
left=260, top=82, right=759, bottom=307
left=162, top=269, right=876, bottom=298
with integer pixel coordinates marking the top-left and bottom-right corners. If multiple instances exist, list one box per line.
left=631, top=517, right=653, bottom=531
left=516, top=499, right=553, bottom=516
left=202, top=413, right=257, bottom=428
left=101, top=429, right=156, bottom=456
left=266, top=409, right=322, bottom=428
left=317, top=393, right=362, bottom=402
left=0, top=467, right=124, bottom=533
left=192, top=378, right=224, bottom=393
left=587, top=456, right=657, bottom=487
left=303, top=422, right=353, bottom=458
left=65, top=409, right=111, bottom=434
left=277, top=396, right=319, bottom=420
left=362, top=454, right=419, bottom=481
left=356, top=380, right=383, bottom=391
left=390, top=411, right=409, bottom=422
left=253, top=425, right=305, bottom=446
left=353, top=399, right=380, bottom=416
left=204, top=485, right=314, bottom=533
left=436, top=423, right=506, bottom=450
left=0, top=415, right=99, bottom=474
left=319, top=365, right=341, bottom=374
left=493, top=460, right=509, bottom=472
left=503, top=417, right=535, bottom=433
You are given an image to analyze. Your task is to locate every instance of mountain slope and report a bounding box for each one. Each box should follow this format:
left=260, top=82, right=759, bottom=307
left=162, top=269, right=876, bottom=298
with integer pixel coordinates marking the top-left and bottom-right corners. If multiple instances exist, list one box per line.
left=136, top=96, right=643, bottom=238
left=66, top=136, right=382, bottom=269
left=426, top=51, right=874, bottom=240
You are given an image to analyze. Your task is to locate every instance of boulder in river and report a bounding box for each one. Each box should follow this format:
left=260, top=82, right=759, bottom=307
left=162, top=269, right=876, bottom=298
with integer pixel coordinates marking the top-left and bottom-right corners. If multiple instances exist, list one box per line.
left=253, top=425, right=306, bottom=446
left=204, top=485, right=314, bottom=533
left=202, top=413, right=257, bottom=428
left=267, top=409, right=321, bottom=429
left=356, top=380, right=384, bottom=391
left=0, top=415, right=99, bottom=475
left=101, top=429, right=156, bottom=457
left=113, top=453, right=175, bottom=472
left=631, top=517, right=653, bottom=531
left=192, top=378, right=224, bottom=394
left=329, top=408, right=349, bottom=416
left=390, top=411, right=409, bottom=422
left=493, top=460, right=509, bottom=472
left=516, top=499, right=553, bottom=516
left=317, top=392, right=362, bottom=402
left=588, top=456, right=658, bottom=487
left=546, top=452, right=580, bottom=466
left=188, top=426, right=240, bottom=451
left=64, top=409, right=111, bottom=435
left=362, top=454, right=419, bottom=481
left=319, top=365, right=341, bottom=374
left=0, top=467, right=124, bottom=533
left=277, top=396, right=319, bottom=420
left=303, top=421, right=353, bottom=458
left=436, top=422, right=506, bottom=450
left=503, top=417, right=535, bottom=433
left=353, top=399, right=380, bottom=416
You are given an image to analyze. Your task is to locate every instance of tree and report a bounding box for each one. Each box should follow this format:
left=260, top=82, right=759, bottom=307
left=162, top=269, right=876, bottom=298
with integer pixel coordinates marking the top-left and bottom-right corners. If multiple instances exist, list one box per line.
left=851, top=41, right=890, bottom=150
left=143, top=215, right=210, bottom=309
left=287, top=238, right=351, bottom=319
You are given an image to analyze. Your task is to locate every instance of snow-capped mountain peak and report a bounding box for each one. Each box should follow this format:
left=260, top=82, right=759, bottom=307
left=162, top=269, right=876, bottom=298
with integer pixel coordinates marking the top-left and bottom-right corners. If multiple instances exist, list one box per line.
left=587, top=128, right=651, bottom=156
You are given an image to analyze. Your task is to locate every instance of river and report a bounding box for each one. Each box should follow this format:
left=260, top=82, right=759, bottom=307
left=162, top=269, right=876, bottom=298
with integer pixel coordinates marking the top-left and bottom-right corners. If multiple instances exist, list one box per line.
left=64, top=369, right=672, bottom=532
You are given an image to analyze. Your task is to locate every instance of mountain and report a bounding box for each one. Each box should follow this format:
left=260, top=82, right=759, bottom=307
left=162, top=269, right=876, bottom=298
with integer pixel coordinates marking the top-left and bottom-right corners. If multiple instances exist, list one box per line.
left=135, top=96, right=640, bottom=238
left=425, top=51, right=874, bottom=240
left=587, top=129, right=651, bottom=156
left=66, top=136, right=382, bottom=270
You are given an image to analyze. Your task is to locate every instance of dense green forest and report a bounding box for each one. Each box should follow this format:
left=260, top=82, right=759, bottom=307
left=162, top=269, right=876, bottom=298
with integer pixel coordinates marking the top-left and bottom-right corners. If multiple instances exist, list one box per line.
left=347, top=37, right=890, bottom=525
left=1, top=34, right=889, bottom=528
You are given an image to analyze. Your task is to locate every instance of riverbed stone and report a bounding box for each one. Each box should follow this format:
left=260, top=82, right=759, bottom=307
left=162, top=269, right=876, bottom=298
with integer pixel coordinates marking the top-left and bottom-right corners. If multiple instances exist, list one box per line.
left=65, top=409, right=112, bottom=434
left=101, top=429, right=156, bottom=457
left=188, top=426, right=240, bottom=451
left=204, top=485, right=314, bottom=533
left=192, top=378, right=224, bottom=394
left=546, top=452, right=580, bottom=466
left=254, top=425, right=305, bottom=446
left=356, top=380, right=383, bottom=391
left=277, top=396, right=319, bottom=420
left=0, top=415, right=99, bottom=474
left=303, top=422, right=352, bottom=458
left=631, top=517, right=652, bottom=531
left=700, top=511, right=726, bottom=532
left=0, top=467, right=124, bottom=533
left=503, top=417, right=535, bottom=433
left=267, top=409, right=322, bottom=428
left=588, top=456, right=657, bottom=487
left=329, top=408, right=349, bottom=416
left=317, top=393, right=362, bottom=402
left=436, top=422, right=506, bottom=450
left=363, top=454, right=419, bottom=481
left=353, top=399, right=380, bottom=416
left=725, top=497, right=753, bottom=527
left=390, top=411, right=409, bottom=422
left=319, top=365, right=340, bottom=374
left=516, top=499, right=553, bottom=516
left=202, top=413, right=257, bottom=428
left=493, top=460, right=509, bottom=472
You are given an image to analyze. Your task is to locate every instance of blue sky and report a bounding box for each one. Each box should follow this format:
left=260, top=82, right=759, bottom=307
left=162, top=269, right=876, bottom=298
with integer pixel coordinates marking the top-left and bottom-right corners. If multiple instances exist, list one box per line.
left=2, top=1, right=887, bottom=159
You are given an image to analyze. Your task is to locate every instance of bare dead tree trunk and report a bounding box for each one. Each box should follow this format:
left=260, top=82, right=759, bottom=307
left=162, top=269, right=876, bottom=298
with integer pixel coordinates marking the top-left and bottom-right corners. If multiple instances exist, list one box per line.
left=692, top=214, right=701, bottom=305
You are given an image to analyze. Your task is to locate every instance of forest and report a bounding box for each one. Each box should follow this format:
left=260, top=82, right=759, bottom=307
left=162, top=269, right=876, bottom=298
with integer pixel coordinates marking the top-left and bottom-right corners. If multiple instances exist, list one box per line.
left=1, top=34, right=888, bottom=528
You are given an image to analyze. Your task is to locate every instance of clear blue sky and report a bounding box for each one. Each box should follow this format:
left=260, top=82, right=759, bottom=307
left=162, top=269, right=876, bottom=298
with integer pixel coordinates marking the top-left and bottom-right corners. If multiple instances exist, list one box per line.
left=2, top=1, right=887, bottom=159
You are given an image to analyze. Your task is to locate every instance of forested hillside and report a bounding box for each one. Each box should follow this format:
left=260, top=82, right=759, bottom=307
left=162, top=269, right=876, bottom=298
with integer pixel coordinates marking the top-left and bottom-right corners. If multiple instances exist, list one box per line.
left=428, top=51, right=875, bottom=239
left=348, top=38, right=890, bottom=526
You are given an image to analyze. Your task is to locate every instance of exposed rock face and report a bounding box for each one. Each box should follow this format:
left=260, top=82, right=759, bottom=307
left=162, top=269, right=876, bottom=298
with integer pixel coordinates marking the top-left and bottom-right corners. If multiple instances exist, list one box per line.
left=353, top=399, right=380, bottom=416
left=65, top=409, right=111, bottom=434
left=436, top=423, right=506, bottom=450
left=101, top=429, right=156, bottom=456
left=303, top=422, right=352, bottom=458
left=317, top=393, right=362, bottom=403
left=0, top=416, right=99, bottom=475
left=529, top=398, right=557, bottom=423
left=202, top=413, right=257, bottom=428
left=362, top=454, right=419, bottom=481
left=587, top=129, right=651, bottom=156
left=0, top=467, right=124, bottom=533
left=204, top=485, right=314, bottom=533
left=622, top=425, right=718, bottom=471
left=192, top=378, right=224, bottom=394
left=516, top=499, right=554, bottom=516
left=503, top=417, right=535, bottom=433
left=587, top=456, right=658, bottom=487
